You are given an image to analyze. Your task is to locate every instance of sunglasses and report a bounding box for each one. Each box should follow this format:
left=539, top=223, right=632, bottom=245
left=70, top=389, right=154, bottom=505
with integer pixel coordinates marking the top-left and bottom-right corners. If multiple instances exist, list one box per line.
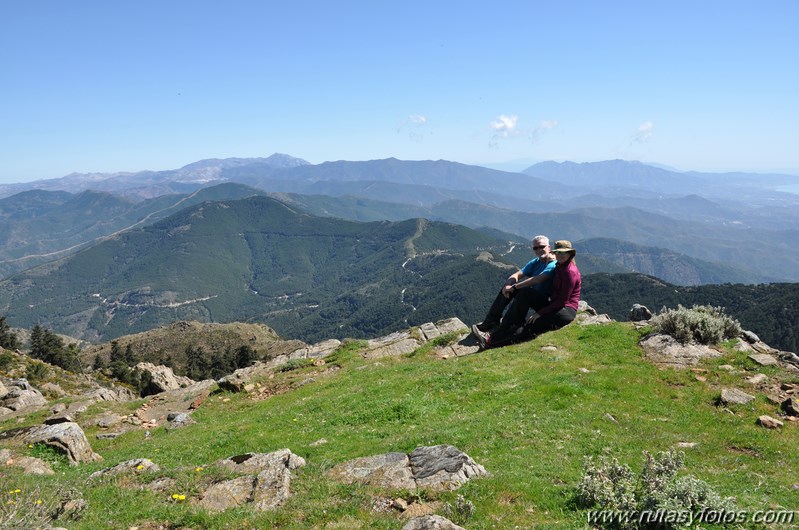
left=532, top=245, right=547, bottom=250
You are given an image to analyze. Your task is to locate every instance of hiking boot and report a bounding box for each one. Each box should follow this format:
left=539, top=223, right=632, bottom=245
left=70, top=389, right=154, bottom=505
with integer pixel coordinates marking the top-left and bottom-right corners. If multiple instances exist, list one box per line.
left=475, top=320, right=498, bottom=332
left=471, top=324, right=490, bottom=350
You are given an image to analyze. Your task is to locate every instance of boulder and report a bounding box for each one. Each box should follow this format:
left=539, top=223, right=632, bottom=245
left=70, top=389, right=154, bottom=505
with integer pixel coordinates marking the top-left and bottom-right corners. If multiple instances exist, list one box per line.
left=198, top=476, right=255, bottom=511
left=402, top=515, right=466, bottom=530
left=741, top=330, right=761, bottom=344
left=629, top=304, right=653, bottom=321
left=639, top=333, right=722, bottom=368
left=135, top=362, right=194, bottom=395
left=166, top=412, right=195, bottom=429
left=0, top=379, right=7, bottom=399
left=217, top=362, right=271, bottom=392
left=329, top=445, right=487, bottom=492
left=25, top=422, right=102, bottom=465
left=364, top=330, right=422, bottom=359
left=0, top=379, right=47, bottom=412
left=409, top=445, right=488, bottom=491
left=748, top=353, right=778, bottom=366
left=719, top=388, right=755, bottom=406
left=329, top=452, right=416, bottom=490
left=199, top=449, right=306, bottom=512
left=757, top=415, right=783, bottom=429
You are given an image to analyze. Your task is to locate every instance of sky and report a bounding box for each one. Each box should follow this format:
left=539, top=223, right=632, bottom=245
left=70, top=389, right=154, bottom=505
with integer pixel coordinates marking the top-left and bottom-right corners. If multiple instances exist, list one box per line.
left=2, top=1, right=798, bottom=183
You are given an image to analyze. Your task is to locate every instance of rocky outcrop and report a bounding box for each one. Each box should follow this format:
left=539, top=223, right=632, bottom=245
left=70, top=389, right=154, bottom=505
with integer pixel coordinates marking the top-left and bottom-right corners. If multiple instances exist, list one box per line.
left=25, top=422, right=102, bottom=465
left=0, top=378, right=47, bottom=419
left=639, top=333, right=723, bottom=368
left=329, top=444, right=487, bottom=492
left=135, top=362, right=195, bottom=395
left=84, top=386, right=137, bottom=402
left=198, top=449, right=306, bottom=512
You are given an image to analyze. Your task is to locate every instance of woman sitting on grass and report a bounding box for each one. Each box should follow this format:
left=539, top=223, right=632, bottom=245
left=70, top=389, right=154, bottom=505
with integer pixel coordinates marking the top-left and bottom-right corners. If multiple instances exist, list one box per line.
left=474, top=240, right=581, bottom=349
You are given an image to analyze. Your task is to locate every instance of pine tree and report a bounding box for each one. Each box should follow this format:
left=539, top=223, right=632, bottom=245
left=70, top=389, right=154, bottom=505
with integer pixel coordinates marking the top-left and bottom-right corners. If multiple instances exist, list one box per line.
left=0, top=316, right=19, bottom=350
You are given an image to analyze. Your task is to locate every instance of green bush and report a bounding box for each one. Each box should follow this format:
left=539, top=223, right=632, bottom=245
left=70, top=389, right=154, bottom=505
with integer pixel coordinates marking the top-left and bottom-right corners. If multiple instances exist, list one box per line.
left=577, top=450, right=736, bottom=529
left=25, top=361, right=49, bottom=383
left=650, top=305, right=741, bottom=345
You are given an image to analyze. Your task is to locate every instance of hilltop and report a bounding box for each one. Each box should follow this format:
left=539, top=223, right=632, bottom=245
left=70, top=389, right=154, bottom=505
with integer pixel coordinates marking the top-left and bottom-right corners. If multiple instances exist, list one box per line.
left=1, top=309, right=798, bottom=528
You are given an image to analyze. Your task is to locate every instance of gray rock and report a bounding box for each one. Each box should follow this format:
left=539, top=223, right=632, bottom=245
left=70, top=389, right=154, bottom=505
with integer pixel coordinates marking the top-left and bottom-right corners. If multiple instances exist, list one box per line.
left=719, top=388, right=756, bottom=406
left=199, top=476, right=255, bottom=511
left=363, top=335, right=421, bottom=359
left=199, top=449, right=306, bottom=512
left=639, top=333, right=723, bottom=368
left=578, top=300, right=598, bottom=315
left=330, top=445, right=486, bottom=492
left=741, top=330, right=761, bottom=344
left=25, top=422, right=102, bottom=465
left=217, top=362, right=270, bottom=392
left=746, top=374, right=769, bottom=385
left=402, top=515, right=466, bottom=530
left=166, top=412, right=195, bottom=429
left=135, top=362, right=194, bottom=395
left=330, top=452, right=416, bottom=490
left=410, top=445, right=488, bottom=491
left=629, top=304, right=653, bottom=321
left=50, top=403, right=67, bottom=414
left=1, top=380, right=47, bottom=412
left=749, top=353, right=779, bottom=366
left=757, top=415, right=783, bottom=429
left=85, top=387, right=136, bottom=402
left=96, top=432, right=122, bottom=440
left=0, top=379, right=7, bottom=399
left=89, top=458, right=159, bottom=479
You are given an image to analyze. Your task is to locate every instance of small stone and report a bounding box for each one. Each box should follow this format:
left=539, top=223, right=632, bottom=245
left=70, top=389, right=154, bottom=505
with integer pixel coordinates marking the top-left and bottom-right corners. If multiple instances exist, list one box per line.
left=757, top=415, right=783, bottom=429
left=603, top=413, right=618, bottom=423
left=309, top=438, right=327, bottom=447
left=393, top=497, right=409, bottom=511
left=746, top=374, right=768, bottom=385
left=578, top=367, right=590, bottom=373
left=243, top=384, right=256, bottom=392
left=718, top=364, right=735, bottom=371
left=676, top=442, right=697, bottom=449
left=96, top=432, right=122, bottom=440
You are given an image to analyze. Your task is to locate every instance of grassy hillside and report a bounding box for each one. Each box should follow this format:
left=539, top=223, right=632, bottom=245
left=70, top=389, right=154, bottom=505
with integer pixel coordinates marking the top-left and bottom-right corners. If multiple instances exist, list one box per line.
left=2, top=322, right=797, bottom=528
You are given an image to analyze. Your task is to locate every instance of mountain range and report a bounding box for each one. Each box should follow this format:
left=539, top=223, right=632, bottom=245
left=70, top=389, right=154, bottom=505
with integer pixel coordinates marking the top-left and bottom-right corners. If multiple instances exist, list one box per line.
left=0, top=155, right=796, bottom=349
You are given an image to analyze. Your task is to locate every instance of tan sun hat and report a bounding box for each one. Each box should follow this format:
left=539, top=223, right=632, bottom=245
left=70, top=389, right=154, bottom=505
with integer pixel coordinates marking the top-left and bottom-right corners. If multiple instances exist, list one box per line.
left=552, top=240, right=575, bottom=253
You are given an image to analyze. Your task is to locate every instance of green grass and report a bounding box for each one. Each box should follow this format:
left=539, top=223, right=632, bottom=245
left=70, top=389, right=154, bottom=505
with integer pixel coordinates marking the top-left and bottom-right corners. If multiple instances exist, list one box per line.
left=2, top=322, right=798, bottom=528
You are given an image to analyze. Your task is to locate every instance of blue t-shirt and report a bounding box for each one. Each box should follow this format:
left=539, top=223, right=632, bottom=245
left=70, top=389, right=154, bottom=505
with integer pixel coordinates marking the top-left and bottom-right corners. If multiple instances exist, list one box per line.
left=520, top=258, right=556, bottom=295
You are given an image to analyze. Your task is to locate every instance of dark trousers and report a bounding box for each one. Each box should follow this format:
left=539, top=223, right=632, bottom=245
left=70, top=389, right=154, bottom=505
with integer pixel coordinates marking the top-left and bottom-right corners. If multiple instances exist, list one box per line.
left=482, top=287, right=549, bottom=331
left=489, top=306, right=577, bottom=348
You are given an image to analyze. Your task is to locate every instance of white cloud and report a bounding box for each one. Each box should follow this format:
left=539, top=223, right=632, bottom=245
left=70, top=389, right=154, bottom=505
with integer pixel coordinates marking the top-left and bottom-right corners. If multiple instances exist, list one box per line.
left=397, top=114, right=429, bottom=140
left=489, top=115, right=557, bottom=148
left=490, top=114, right=518, bottom=138
left=633, top=121, right=654, bottom=143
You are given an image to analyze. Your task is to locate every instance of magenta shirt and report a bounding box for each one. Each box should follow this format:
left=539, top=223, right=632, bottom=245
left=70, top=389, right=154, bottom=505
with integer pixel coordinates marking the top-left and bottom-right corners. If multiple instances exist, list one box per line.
left=538, top=260, right=581, bottom=316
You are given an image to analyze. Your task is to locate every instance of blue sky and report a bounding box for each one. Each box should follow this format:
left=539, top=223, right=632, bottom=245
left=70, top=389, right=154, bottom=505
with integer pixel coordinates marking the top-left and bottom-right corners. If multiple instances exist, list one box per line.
left=2, top=1, right=797, bottom=183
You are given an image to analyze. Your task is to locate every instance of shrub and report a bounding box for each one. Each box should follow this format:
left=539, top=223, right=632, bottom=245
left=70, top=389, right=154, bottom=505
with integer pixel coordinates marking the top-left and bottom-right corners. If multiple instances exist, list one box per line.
left=650, top=305, right=741, bottom=345
left=25, top=361, right=49, bottom=383
left=576, top=449, right=736, bottom=529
